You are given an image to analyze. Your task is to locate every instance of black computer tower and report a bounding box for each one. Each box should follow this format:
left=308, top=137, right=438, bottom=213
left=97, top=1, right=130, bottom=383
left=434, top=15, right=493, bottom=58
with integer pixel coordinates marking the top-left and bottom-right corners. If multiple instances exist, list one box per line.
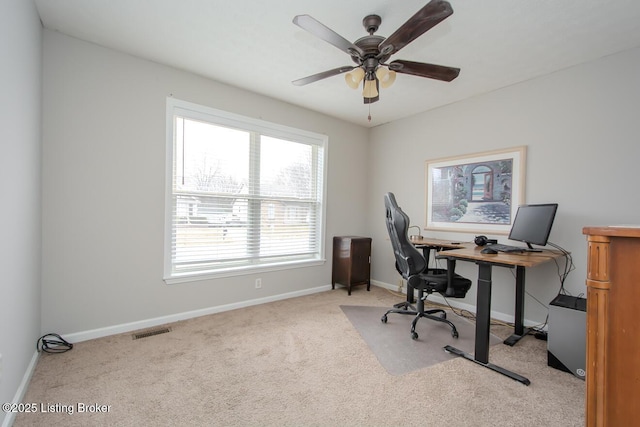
left=547, top=294, right=586, bottom=380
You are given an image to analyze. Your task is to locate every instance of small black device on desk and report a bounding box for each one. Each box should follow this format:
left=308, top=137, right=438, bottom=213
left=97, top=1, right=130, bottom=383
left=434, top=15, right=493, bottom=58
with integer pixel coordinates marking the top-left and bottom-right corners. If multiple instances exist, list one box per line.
left=480, top=247, right=498, bottom=254
left=474, top=235, right=497, bottom=246
left=483, top=243, right=526, bottom=253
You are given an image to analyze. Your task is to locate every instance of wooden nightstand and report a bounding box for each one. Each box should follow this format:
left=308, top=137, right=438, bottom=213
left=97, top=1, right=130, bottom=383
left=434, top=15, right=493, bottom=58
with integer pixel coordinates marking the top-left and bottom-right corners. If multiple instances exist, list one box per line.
left=332, top=236, right=371, bottom=295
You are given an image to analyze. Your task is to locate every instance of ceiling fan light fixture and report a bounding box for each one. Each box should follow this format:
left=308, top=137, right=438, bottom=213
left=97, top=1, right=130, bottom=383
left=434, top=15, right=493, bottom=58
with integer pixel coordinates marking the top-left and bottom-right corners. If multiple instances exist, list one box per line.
left=378, top=69, right=396, bottom=89
left=362, top=78, right=378, bottom=99
left=344, top=67, right=365, bottom=89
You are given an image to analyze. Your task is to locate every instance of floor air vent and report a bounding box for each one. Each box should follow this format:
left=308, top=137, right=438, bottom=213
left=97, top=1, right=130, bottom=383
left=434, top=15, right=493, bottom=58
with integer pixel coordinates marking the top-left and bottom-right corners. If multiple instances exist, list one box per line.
left=132, top=327, right=172, bottom=340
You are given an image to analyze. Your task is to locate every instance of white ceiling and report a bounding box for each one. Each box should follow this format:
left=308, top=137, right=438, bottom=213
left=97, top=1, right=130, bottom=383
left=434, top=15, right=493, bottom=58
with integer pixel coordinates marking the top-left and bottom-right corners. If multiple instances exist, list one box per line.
left=35, top=0, right=640, bottom=128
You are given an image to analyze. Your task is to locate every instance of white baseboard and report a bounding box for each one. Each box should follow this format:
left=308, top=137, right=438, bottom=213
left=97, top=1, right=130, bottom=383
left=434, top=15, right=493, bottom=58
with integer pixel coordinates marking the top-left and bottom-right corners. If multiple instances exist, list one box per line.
left=64, top=284, right=333, bottom=343
left=1, top=350, right=40, bottom=427
left=371, top=280, right=544, bottom=329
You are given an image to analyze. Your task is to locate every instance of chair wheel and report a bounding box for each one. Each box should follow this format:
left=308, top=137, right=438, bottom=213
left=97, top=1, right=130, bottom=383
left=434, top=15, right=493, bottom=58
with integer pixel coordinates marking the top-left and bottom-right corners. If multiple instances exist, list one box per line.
left=411, top=332, right=419, bottom=340
left=381, top=315, right=387, bottom=323
left=452, top=330, right=459, bottom=339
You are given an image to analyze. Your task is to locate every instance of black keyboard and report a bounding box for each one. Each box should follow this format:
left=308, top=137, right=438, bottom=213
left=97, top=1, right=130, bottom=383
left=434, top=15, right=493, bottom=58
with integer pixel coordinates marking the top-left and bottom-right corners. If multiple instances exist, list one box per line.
left=488, top=244, right=526, bottom=253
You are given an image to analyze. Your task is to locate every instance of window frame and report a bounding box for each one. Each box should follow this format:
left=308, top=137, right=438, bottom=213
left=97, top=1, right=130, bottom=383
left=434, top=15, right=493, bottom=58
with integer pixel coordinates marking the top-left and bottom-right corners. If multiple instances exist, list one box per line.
left=164, top=98, right=328, bottom=284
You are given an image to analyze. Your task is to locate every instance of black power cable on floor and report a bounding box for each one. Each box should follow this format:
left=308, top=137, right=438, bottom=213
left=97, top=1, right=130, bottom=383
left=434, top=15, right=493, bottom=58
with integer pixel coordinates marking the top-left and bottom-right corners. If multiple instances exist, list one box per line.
left=36, top=333, right=73, bottom=353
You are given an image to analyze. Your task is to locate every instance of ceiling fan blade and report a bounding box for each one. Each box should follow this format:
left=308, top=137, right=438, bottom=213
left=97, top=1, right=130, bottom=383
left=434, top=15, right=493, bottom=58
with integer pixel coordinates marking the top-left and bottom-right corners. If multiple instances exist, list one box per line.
left=378, top=0, right=453, bottom=55
left=292, top=66, right=356, bottom=86
left=293, top=15, right=364, bottom=58
left=389, top=59, right=460, bottom=82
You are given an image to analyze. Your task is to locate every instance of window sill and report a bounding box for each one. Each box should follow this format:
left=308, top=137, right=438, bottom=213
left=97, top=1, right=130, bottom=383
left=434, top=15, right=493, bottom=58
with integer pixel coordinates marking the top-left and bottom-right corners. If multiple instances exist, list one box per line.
left=163, top=258, right=326, bottom=285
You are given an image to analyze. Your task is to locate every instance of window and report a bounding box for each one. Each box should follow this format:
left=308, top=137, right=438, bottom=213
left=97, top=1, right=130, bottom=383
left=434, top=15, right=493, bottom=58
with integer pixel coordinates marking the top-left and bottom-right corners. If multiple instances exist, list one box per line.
left=164, top=98, right=327, bottom=283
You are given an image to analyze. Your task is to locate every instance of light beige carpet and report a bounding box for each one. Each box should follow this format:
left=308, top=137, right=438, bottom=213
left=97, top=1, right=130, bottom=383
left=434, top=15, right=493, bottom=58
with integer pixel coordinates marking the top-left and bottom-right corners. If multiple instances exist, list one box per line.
left=340, top=305, right=501, bottom=375
left=14, top=286, right=585, bottom=426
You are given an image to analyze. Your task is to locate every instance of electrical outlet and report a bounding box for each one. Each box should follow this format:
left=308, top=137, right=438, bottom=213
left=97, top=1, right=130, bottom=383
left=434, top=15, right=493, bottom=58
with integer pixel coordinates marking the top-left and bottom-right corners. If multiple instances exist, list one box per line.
left=255, top=278, right=262, bottom=289
left=397, top=279, right=403, bottom=292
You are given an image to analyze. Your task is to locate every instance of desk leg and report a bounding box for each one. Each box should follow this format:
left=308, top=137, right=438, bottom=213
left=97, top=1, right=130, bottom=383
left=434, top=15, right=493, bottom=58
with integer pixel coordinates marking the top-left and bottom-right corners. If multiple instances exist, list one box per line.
left=474, top=263, right=492, bottom=364
left=503, top=265, right=530, bottom=346
left=444, top=262, right=531, bottom=386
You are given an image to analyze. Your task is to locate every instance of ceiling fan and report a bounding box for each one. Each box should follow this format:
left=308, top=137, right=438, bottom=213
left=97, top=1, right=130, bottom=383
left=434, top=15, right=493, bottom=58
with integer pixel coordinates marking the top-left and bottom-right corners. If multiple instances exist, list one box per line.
left=292, top=0, right=460, bottom=106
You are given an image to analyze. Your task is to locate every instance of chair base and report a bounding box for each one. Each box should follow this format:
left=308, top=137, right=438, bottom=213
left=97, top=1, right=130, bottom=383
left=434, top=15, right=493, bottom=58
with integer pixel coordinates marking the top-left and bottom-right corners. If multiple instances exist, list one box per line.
left=381, top=305, right=459, bottom=340
left=392, top=300, right=415, bottom=311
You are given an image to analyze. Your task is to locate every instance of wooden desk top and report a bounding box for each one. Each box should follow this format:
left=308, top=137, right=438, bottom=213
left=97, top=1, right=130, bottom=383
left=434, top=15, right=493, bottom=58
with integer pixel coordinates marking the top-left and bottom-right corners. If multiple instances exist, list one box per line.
left=437, top=244, right=565, bottom=268
left=410, top=236, right=565, bottom=268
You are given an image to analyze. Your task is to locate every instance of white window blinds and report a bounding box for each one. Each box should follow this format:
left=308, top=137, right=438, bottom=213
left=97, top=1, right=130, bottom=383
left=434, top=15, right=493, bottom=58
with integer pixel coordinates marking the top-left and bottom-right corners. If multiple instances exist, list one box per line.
left=164, top=98, right=327, bottom=283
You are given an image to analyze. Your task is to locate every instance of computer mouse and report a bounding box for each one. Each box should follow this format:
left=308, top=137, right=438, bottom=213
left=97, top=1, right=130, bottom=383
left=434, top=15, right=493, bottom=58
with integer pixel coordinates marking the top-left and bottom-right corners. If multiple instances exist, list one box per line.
left=481, top=247, right=498, bottom=254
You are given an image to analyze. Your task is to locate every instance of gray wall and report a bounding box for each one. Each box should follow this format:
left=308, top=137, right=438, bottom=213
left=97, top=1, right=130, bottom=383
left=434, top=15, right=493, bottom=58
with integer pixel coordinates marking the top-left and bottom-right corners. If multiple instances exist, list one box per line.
left=41, top=31, right=370, bottom=336
left=0, top=0, right=42, bottom=424
left=368, top=47, right=640, bottom=325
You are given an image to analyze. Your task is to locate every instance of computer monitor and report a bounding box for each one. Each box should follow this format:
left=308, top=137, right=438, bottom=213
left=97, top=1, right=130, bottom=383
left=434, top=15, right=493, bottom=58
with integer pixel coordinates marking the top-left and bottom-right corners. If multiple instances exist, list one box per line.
left=508, top=203, right=558, bottom=250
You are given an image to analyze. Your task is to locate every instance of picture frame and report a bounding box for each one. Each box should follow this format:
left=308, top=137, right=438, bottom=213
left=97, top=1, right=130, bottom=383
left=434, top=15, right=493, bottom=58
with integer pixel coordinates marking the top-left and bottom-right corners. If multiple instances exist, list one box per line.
left=425, top=146, right=526, bottom=234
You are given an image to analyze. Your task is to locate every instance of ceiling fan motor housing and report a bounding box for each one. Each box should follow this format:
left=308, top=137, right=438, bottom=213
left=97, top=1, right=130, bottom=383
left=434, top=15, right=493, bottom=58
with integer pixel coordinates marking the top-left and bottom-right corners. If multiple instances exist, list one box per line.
left=350, top=15, right=391, bottom=71
left=351, top=35, right=389, bottom=68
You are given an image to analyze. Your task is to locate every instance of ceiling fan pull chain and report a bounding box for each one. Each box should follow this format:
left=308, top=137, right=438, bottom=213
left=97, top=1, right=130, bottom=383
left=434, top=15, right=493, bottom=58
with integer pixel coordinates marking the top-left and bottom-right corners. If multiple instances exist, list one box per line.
left=367, top=102, right=372, bottom=122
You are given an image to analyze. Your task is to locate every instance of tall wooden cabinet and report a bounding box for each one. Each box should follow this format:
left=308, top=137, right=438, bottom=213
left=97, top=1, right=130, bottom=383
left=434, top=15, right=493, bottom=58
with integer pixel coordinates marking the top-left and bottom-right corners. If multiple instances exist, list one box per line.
left=583, top=226, right=640, bottom=426
left=332, top=236, right=371, bottom=295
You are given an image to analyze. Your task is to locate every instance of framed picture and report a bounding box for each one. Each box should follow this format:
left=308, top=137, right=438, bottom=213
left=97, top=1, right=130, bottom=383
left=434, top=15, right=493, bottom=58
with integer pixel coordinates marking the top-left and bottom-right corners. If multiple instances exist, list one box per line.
left=425, top=146, right=526, bottom=234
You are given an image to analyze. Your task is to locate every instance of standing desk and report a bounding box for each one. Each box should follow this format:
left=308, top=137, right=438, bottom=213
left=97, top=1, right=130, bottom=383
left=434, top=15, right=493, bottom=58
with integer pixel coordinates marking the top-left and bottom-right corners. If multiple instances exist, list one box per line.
left=435, top=244, right=565, bottom=385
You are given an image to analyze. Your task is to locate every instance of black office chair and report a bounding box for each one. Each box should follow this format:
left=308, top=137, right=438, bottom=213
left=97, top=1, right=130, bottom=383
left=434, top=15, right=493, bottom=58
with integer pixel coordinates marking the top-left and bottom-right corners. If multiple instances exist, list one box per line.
left=381, top=192, right=471, bottom=340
